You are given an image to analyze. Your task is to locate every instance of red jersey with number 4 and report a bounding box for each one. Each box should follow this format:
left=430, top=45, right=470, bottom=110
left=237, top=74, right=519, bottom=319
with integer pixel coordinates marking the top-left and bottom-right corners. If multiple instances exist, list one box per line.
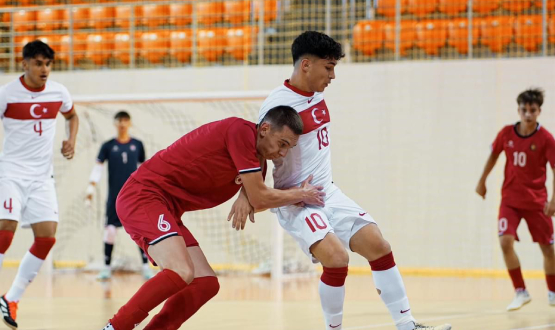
left=131, top=117, right=262, bottom=214
left=492, top=123, right=555, bottom=209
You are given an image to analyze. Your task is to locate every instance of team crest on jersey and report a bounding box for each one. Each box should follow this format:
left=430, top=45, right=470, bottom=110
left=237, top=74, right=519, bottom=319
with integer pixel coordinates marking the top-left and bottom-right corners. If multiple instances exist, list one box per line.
left=507, top=140, right=514, bottom=148
left=235, top=175, right=242, bottom=185
left=530, top=144, right=536, bottom=151
left=130, top=144, right=137, bottom=151
left=112, top=145, right=119, bottom=151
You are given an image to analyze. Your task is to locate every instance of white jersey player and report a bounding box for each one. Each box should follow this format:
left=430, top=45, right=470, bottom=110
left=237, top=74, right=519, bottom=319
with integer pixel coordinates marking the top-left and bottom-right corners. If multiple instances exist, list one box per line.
left=231, top=31, right=451, bottom=330
left=0, top=40, right=79, bottom=330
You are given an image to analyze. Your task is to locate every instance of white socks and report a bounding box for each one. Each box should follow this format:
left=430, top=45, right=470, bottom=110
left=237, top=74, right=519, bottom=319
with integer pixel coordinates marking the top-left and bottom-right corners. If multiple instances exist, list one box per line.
left=372, top=265, right=415, bottom=330
left=319, top=280, right=346, bottom=329
left=5, top=251, right=44, bottom=302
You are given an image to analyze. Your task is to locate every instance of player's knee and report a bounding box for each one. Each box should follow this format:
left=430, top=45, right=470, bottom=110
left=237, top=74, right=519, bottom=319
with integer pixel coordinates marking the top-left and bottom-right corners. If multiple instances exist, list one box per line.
left=499, top=236, right=515, bottom=253
left=104, top=225, right=117, bottom=244
left=170, top=266, right=195, bottom=284
left=322, top=247, right=349, bottom=268
left=29, top=237, right=56, bottom=260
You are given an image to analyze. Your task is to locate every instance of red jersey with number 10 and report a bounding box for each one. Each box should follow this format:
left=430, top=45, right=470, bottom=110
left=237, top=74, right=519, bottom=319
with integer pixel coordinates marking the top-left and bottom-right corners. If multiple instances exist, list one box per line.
left=492, top=123, right=555, bottom=209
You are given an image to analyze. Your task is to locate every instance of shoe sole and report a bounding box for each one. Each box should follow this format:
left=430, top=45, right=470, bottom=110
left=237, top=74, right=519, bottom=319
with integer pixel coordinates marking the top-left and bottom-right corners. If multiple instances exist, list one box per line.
left=507, top=298, right=532, bottom=311
left=2, top=319, right=17, bottom=330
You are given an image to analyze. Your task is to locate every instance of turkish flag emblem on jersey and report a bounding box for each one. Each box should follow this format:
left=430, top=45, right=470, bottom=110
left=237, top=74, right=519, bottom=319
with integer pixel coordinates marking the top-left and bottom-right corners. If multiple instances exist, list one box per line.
left=4, top=102, right=62, bottom=120
left=299, top=100, right=330, bottom=134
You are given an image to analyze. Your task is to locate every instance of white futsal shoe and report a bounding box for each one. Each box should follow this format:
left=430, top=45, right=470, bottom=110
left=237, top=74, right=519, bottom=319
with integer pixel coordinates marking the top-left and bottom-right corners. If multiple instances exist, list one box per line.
left=102, top=323, right=115, bottom=330
left=549, top=291, right=555, bottom=306
left=414, top=323, right=452, bottom=330
left=97, top=268, right=112, bottom=281
left=507, top=289, right=531, bottom=311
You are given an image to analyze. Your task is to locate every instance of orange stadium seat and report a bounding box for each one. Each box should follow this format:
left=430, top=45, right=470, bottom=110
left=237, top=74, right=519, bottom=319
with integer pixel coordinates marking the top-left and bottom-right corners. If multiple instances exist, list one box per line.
left=113, top=33, right=131, bottom=64
left=376, top=0, right=407, bottom=17
left=197, top=28, right=225, bottom=61
left=415, top=20, right=447, bottom=55
left=407, top=0, right=438, bottom=17
left=226, top=26, right=257, bottom=61
left=501, top=0, right=531, bottom=12
left=169, top=3, right=193, bottom=26
left=115, top=5, right=141, bottom=29
left=59, top=33, right=87, bottom=65
left=170, top=30, right=193, bottom=63
left=352, top=20, right=384, bottom=56
left=89, top=6, right=115, bottom=29
left=438, top=0, right=467, bottom=14
left=36, top=8, right=63, bottom=31
left=535, top=0, right=555, bottom=10
left=480, top=16, right=514, bottom=53
left=86, top=33, right=115, bottom=65
left=514, top=15, right=542, bottom=52
left=473, top=0, right=500, bottom=13
left=13, top=9, right=37, bottom=32
left=447, top=18, right=480, bottom=54
left=550, top=16, right=555, bottom=44
left=254, top=0, right=278, bottom=22
left=197, top=1, right=224, bottom=25
left=62, top=7, right=90, bottom=30
left=384, top=20, right=416, bottom=56
left=224, top=1, right=250, bottom=24
left=137, top=31, right=169, bottom=64
left=36, top=35, right=61, bottom=53
left=138, top=4, right=169, bottom=28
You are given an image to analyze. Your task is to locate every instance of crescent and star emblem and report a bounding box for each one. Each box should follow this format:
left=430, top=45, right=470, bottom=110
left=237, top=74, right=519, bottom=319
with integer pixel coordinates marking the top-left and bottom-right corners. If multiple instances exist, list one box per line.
left=30, top=104, right=47, bottom=119
left=312, top=108, right=325, bottom=124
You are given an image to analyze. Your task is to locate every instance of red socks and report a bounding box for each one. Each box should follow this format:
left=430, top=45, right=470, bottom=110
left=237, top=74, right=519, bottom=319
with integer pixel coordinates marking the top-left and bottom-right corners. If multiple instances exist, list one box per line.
left=508, top=267, right=526, bottom=291
left=0, top=230, right=14, bottom=254
left=143, top=276, right=220, bottom=330
left=321, top=266, right=348, bottom=287
left=369, top=251, right=396, bottom=271
left=29, top=237, right=56, bottom=260
left=110, top=269, right=188, bottom=330
left=546, top=274, right=555, bottom=292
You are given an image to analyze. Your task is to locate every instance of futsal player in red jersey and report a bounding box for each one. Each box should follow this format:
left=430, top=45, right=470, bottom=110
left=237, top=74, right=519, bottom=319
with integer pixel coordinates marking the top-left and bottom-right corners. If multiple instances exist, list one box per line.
left=476, top=88, right=555, bottom=311
left=102, top=105, right=326, bottom=330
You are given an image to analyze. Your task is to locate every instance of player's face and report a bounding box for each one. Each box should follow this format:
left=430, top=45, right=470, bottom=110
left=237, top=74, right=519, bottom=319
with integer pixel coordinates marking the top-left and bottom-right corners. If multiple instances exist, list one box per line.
left=518, top=103, right=541, bottom=125
left=305, top=57, right=337, bottom=93
left=114, top=118, right=131, bottom=134
left=22, top=55, right=52, bottom=88
left=257, top=123, right=299, bottom=160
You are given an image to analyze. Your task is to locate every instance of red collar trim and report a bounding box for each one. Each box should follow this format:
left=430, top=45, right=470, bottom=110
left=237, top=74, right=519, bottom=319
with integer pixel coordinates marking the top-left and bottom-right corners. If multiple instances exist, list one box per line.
left=20, top=75, right=46, bottom=92
left=284, top=80, right=314, bottom=97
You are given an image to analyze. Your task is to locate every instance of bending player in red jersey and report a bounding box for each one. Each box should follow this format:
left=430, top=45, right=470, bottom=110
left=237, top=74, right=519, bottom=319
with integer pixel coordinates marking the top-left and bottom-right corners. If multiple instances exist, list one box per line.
left=0, top=40, right=79, bottom=330
left=102, top=105, right=326, bottom=330
left=476, top=88, right=555, bottom=311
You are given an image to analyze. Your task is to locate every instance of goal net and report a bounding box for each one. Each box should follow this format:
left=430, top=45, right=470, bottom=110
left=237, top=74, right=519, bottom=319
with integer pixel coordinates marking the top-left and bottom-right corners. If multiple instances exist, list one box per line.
left=47, top=91, right=316, bottom=278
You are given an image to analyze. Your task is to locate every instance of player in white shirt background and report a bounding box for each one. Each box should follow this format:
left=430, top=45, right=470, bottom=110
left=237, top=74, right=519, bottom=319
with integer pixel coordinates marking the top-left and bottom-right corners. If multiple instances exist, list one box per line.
left=0, top=40, right=79, bottom=330
left=231, top=31, right=451, bottom=330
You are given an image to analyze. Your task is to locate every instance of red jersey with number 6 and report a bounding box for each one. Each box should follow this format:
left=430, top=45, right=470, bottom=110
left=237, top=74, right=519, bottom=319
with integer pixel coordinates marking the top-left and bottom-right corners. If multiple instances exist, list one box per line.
left=492, top=123, right=555, bottom=209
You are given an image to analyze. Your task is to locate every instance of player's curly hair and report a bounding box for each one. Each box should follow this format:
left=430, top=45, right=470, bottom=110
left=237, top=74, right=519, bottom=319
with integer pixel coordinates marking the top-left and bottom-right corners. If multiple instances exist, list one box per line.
left=291, top=31, right=345, bottom=64
left=261, top=105, right=303, bottom=135
left=517, top=88, right=544, bottom=107
left=23, top=40, right=55, bottom=61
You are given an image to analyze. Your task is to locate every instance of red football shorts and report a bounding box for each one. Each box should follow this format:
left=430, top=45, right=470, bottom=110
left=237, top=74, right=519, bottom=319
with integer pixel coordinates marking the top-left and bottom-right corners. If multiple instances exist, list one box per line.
left=116, top=178, right=199, bottom=264
left=498, top=203, right=554, bottom=245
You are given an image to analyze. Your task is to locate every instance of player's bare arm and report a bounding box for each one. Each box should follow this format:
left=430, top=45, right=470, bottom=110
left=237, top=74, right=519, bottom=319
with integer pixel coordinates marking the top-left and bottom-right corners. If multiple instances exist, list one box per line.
left=476, top=152, right=499, bottom=199
left=544, top=166, right=555, bottom=216
left=61, top=109, right=79, bottom=159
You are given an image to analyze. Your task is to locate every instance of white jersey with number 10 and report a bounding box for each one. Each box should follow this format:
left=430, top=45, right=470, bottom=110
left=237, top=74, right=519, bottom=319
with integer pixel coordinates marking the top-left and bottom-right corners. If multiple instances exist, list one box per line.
left=258, top=80, right=332, bottom=190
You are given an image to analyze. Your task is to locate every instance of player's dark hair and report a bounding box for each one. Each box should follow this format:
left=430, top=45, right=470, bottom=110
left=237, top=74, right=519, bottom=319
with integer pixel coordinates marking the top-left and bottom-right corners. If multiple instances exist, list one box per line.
left=517, top=88, right=544, bottom=107
left=291, top=31, right=345, bottom=64
left=23, top=40, right=55, bottom=61
left=114, top=111, right=131, bottom=120
left=261, top=105, right=303, bottom=135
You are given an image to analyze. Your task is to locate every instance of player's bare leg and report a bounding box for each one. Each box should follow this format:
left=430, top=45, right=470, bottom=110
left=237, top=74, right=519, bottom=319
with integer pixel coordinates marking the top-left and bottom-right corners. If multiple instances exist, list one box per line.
left=105, top=236, right=194, bottom=330
left=350, top=223, right=451, bottom=330
left=0, top=220, right=17, bottom=329
left=500, top=235, right=531, bottom=310
left=1, top=221, right=56, bottom=330
left=539, top=243, right=555, bottom=306
left=143, top=246, right=220, bottom=330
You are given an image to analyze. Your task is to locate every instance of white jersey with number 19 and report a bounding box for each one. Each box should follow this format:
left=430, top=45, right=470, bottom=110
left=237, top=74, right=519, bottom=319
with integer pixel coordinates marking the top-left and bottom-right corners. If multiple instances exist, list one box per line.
left=258, top=80, right=332, bottom=190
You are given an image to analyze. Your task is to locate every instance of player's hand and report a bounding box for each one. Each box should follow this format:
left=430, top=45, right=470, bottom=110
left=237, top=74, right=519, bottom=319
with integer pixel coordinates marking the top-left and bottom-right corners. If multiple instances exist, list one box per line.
left=300, top=175, right=326, bottom=207
left=475, top=181, right=487, bottom=199
left=544, top=201, right=555, bottom=217
left=227, top=193, right=255, bottom=231
left=61, top=139, right=75, bottom=159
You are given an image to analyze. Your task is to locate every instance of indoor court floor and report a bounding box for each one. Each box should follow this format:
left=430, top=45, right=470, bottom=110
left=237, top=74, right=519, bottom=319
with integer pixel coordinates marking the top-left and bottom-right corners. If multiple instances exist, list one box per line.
left=0, top=268, right=554, bottom=330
